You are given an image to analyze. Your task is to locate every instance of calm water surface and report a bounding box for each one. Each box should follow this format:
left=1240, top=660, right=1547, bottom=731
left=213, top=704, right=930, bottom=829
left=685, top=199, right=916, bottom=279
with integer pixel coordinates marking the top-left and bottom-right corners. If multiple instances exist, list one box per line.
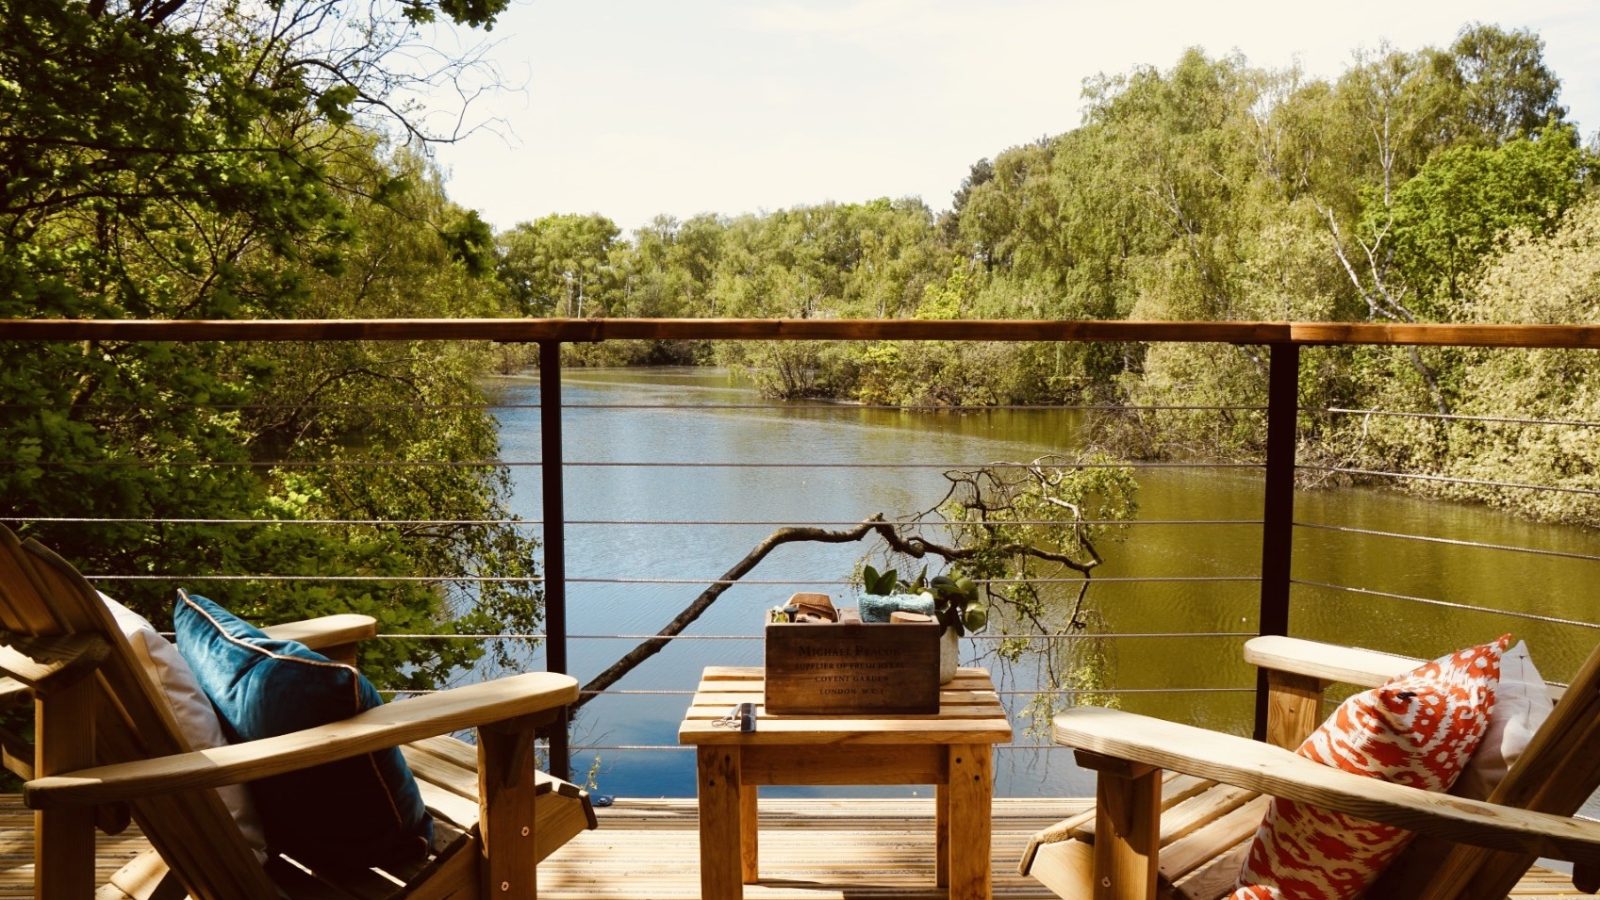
left=487, top=368, right=1600, bottom=801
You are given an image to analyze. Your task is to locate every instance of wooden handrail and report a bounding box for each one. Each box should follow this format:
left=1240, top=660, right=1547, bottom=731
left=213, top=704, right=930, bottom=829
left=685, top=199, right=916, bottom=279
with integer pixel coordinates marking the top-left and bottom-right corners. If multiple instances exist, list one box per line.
left=0, top=318, right=1284, bottom=343
left=2, top=317, right=1599, bottom=348
left=1289, top=322, right=1600, bottom=349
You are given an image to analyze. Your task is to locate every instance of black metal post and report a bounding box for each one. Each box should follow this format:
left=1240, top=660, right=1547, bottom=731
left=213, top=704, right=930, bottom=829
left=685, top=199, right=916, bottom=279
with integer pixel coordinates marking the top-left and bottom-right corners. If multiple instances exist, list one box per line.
left=539, top=340, right=571, bottom=780
left=1253, top=342, right=1299, bottom=742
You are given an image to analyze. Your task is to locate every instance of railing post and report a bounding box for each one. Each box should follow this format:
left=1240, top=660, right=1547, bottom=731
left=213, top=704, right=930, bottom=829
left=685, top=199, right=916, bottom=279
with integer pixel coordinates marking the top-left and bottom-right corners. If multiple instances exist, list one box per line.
left=1254, top=342, right=1299, bottom=742
left=539, top=340, right=571, bottom=780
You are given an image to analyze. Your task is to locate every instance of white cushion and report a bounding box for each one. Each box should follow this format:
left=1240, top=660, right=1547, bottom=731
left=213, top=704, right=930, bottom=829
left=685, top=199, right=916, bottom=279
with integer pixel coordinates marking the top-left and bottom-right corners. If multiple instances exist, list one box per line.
left=100, top=592, right=268, bottom=862
left=1456, top=640, right=1555, bottom=800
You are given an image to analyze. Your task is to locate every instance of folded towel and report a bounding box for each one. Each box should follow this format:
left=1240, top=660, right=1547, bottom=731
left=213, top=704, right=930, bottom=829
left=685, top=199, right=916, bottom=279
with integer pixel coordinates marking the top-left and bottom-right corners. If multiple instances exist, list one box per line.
left=858, top=592, right=935, bottom=623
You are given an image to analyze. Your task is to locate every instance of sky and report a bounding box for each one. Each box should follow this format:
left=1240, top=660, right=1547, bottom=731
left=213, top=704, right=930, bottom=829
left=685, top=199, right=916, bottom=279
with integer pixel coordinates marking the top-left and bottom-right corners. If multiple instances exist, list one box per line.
left=423, top=0, right=1600, bottom=236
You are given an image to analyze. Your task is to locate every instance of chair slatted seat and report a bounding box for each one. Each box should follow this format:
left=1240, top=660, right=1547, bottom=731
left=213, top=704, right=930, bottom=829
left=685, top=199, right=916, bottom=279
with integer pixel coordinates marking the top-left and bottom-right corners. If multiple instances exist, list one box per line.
left=1020, top=635, right=1600, bottom=900
left=0, top=526, right=595, bottom=900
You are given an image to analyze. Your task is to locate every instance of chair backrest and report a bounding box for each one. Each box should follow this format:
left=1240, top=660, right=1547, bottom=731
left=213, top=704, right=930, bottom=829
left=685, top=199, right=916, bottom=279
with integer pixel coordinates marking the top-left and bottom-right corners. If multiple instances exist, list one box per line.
left=0, top=527, right=277, bottom=900
left=1371, top=637, right=1600, bottom=900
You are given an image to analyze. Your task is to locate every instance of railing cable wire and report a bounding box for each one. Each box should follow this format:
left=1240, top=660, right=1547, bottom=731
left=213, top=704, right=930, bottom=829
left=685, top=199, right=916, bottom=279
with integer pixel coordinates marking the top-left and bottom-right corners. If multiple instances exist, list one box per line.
left=1295, top=521, right=1600, bottom=563
left=1317, top=407, right=1600, bottom=430
left=1299, top=466, right=1600, bottom=497
left=1292, top=579, right=1600, bottom=629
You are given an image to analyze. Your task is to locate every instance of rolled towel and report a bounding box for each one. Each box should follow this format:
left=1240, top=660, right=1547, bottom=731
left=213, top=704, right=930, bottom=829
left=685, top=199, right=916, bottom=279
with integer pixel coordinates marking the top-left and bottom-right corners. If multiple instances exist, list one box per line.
left=858, top=592, right=935, bottom=623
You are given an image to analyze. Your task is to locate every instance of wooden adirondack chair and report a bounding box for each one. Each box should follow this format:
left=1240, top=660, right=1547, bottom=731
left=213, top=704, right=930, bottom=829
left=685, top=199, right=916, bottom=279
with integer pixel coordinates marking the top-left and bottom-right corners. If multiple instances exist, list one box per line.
left=1019, top=634, right=1600, bottom=900
left=0, top=525, right=596, bottom=900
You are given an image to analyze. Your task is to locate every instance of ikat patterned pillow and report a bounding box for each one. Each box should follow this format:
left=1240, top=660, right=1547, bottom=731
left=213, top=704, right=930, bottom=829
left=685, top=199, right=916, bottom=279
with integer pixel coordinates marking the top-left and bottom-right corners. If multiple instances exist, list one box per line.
left=1229, top=635, right=1510, bottom=900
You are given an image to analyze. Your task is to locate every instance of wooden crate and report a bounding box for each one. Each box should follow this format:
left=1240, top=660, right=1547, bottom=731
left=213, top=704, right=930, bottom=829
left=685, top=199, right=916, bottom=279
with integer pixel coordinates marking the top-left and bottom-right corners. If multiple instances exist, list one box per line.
left=764, top=620, right=940, bottom=715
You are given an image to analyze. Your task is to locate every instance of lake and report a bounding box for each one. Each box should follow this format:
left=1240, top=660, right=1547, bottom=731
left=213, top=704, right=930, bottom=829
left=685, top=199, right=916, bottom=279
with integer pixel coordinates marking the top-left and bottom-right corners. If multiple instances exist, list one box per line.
left=487, top=368, right=1600, bottom=801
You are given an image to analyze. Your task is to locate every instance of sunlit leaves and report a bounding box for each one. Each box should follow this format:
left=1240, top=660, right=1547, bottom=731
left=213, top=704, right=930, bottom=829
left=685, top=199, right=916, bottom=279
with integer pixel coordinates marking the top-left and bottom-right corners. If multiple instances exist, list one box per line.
left=1, top=0, right=535, bottom=691
left=1374, top=125, right=1586, bottom=315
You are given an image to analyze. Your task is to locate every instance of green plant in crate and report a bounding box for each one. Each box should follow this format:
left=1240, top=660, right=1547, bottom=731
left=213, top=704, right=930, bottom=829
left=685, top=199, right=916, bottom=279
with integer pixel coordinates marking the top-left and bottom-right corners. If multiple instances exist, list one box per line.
left=859, top=563, right=906, bottom=598
left=859, top=564, right=987, bottom=636
left=930, top=575, right=986, bottom=636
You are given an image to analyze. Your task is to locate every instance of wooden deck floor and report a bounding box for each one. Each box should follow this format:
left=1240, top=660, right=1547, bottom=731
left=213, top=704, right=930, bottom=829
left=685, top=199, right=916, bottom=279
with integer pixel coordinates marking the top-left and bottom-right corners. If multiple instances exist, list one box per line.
left=0, top=794, right=1588, bottom=898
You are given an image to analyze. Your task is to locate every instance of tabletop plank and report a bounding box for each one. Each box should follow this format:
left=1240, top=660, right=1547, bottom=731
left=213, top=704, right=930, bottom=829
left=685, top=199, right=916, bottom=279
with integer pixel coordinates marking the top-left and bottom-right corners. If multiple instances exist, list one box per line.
left=689, top=689, right=1002, bottom=708
left=680, top=667, right=1013, bottom=746
left=683, top=704, right=1007, bottom=722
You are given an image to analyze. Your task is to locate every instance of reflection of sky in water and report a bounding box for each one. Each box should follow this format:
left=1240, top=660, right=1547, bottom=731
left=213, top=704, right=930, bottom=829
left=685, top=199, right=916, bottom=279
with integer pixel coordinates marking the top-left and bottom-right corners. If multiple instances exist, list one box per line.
left=478, top=368, right=1600, bottom=802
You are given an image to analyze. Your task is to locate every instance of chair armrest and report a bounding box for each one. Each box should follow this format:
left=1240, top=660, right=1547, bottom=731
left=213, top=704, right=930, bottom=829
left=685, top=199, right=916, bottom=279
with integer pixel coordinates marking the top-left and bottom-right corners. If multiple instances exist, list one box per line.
left=1244, top=635, right=1418, bottom=687
left=0, top=630, right=109, bottom=693
left=259, top=614, right=378, bottom=653
left=24, top=671, right=577, bottom=808
left=1056, top=706, right=1600, bottom=867
left=0, top=675, right=31, bottom=708
left=1246, top=636, right=1566, bottom=704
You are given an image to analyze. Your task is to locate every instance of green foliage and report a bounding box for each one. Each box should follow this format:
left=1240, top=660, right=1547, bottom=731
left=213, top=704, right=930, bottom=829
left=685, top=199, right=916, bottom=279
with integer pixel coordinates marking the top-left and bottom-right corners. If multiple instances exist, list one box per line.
left=1307, top=197, right=1600, bottom=522
left=937, top=455, right=1136, bottom=727
left=850, top=454, right=1137, bottom=730
left=1441, top=23, right=1565, bottom=144
left=927, top=574, right=984, bottom=636
left=858, top=564, right=900, bottom=597
left=856, top=564, right=984, bottom=635
left=496, top=213, right=622, bottom=316
left=1375, top=125, right=1587, bottom=314
left=1, top=0, right=535, bottom=689
left=1376, top=198, right=1600, bottom=522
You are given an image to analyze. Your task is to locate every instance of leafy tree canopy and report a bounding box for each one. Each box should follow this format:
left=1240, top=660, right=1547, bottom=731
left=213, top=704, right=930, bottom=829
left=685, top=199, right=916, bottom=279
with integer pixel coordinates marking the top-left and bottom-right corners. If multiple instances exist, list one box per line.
left=1, top=0, right=534, bottom=689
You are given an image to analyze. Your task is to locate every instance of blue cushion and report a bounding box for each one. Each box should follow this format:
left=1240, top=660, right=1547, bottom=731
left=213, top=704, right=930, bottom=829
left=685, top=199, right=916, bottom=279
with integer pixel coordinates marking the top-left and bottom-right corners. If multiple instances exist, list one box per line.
left=173, top=590, right=432, bottom=869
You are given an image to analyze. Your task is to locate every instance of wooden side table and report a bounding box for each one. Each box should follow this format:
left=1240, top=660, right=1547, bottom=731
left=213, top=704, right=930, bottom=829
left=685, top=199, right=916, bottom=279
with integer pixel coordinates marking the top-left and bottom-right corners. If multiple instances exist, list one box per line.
left=678, top=666, right=1013, bottom=900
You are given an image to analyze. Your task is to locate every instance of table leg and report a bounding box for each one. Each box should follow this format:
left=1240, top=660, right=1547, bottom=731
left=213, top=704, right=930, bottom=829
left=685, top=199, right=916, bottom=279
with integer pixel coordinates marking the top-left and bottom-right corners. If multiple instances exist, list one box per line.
left=697, top=746, right=744, bottom=900
left=935, top=782, right=949, bottom=887
left=741, top=784, right=759, bottom=883
left=947, top=744, right=993, bottom=900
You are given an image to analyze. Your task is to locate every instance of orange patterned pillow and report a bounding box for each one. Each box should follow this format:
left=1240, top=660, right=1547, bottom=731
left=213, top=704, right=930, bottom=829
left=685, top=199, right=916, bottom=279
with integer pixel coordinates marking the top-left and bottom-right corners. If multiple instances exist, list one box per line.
left=1229, top=635, right=1509, bottom=900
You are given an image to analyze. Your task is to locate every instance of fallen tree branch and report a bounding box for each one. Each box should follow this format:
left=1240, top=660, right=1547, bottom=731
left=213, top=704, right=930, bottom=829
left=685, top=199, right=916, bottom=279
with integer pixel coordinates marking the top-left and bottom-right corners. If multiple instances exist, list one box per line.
left=577, top=455, right=1128, bottom=714
left=577, top=516, right=889, bottom=708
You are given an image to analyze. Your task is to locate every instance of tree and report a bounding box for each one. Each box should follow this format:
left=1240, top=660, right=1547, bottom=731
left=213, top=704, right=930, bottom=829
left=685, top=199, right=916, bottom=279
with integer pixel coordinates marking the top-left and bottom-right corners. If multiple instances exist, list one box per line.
left=940, top=157, right=995, bottom=243
left=954, top=140, right=1052, bottom=271
left=496, top=213, right=621, bottom=316
left=1, top=0, right=511, bottom=315
left=1379, top=124, right=1587, bottom=315
left=1315, top=27, right=1574, bottom=328
left=1440, top=23, right=1565, bottom=145
left=0, top=0, right=538, bottom=688
left=1320, top=197, right=1600, bottom=524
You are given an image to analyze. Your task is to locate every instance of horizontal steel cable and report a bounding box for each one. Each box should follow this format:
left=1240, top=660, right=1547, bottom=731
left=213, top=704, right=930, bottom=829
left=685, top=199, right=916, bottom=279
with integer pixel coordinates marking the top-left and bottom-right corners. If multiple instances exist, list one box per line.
left=88, top=574, right=1257, bottom=585
left=0, top=515, right=1263, bottom=527
left=0, top=400, right=1260, bottom=413
left=1295, top=521, right=1600, bottom=563
left=561, top=402, right=1267, bottom=412
left=87, top=574, right=545, bottom=582
left=378, top=685, right=1253, bottom=698
left=1291, top=579, right=1600, bottom=629
left=571, top=687, right=1253, bottom=697
left=11, top=459, right=1262, bottom=470
left=565, top=744, right=1076, bottom=751
left=1298, top=466, right=1600, bottom=497
left=362, top=630, right=1253, bottom=642
left=568, top=575, right=1255, bottom=585
left=1317, top=407, right=1600, bottom=429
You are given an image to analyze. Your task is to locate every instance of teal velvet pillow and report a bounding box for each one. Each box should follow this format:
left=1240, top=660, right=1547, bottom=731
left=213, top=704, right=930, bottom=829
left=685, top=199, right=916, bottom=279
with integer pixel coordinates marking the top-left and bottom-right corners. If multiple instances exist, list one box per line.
left=173, top=590, right=432, bottom=870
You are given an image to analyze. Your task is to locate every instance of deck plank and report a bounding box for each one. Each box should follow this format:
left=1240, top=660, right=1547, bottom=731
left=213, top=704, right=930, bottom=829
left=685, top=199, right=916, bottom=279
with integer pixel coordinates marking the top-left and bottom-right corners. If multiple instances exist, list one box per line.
left=0, top=794, right=1587, bottom=898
